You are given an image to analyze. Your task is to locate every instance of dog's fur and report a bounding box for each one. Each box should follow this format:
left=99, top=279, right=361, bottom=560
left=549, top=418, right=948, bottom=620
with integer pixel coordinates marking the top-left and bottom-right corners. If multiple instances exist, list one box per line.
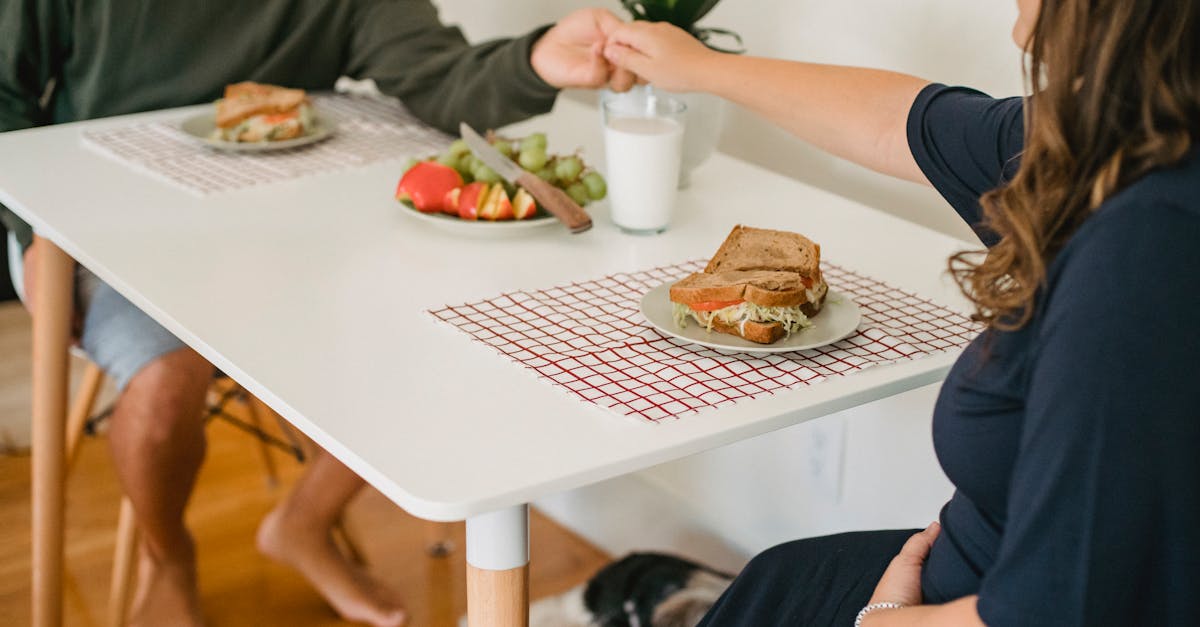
left=529, top=552, right=733, bottom=627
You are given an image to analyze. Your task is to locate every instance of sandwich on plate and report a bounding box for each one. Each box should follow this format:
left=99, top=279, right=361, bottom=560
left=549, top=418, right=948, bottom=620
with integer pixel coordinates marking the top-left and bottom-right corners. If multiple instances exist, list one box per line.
left=670, top=225, right=828, bottom=344
left=211, top=82, right=313, bottom=142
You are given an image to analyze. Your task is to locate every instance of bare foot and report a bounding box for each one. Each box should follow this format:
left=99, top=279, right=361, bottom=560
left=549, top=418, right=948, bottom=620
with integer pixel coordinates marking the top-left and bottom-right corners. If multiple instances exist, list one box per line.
left=257, top=507, right=407, bottom=627
left=128, top=541, right=206, bottom=627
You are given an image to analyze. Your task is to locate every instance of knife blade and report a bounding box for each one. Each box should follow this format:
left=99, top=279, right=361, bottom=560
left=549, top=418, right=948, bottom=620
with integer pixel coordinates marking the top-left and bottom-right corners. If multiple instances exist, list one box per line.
left=459, top=123, right=593, bottom=233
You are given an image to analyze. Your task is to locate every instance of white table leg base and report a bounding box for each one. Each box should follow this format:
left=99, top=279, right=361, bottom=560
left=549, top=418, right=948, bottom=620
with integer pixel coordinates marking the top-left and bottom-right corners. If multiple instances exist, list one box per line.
left=466, top=505, right=529, bottom=627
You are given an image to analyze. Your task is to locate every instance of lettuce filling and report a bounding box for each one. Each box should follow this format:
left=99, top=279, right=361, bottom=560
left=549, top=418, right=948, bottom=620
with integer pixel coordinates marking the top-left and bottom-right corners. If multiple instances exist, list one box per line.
left=209, top=103, right=312, bottom=142
left=672, top=301, right=813, bottom=338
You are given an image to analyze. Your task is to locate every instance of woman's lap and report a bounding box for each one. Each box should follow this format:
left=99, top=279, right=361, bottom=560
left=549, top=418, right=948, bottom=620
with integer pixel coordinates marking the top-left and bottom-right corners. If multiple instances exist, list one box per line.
left=698, top=529, right=916, bottom=627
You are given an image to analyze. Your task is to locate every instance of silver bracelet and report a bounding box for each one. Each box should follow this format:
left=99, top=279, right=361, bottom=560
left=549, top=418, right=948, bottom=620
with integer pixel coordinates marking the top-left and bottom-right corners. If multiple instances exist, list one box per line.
left=854, top=601, right=905, bottom=626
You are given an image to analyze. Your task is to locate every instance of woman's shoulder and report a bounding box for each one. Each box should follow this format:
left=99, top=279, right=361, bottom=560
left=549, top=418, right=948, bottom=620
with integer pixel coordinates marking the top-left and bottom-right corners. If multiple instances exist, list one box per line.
left=1045, top=151, right=1200, bottom=321
left=1060, top=149, right=1200, bottom=265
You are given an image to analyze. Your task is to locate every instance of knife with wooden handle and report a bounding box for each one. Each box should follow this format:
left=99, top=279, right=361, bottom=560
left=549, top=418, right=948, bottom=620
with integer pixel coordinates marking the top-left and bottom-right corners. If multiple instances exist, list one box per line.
left=460, top=123, right=593, bottom=233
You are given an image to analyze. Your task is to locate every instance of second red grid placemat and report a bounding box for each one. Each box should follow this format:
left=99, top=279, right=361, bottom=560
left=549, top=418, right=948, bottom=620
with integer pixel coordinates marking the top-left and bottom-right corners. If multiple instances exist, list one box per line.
left=428, top=260, right=979, bottom=423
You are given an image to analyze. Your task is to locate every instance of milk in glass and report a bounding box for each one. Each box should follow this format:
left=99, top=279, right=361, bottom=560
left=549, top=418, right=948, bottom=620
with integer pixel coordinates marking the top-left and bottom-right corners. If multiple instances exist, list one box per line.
left=602, top=89, right=686, bottom=234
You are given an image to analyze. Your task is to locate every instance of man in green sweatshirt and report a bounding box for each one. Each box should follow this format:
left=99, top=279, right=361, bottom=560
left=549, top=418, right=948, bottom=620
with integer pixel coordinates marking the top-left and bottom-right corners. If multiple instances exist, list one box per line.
left=0, top=2, right=631, bottom=625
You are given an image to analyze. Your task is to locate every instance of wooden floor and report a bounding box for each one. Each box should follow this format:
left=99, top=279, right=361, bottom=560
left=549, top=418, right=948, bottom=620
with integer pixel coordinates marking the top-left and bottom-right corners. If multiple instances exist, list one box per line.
left=0, top=301, right=610, bottom=625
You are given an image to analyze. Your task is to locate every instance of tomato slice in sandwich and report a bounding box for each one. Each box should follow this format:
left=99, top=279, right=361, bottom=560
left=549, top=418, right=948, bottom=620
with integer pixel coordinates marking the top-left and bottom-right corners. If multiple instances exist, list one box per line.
left=261, top=110, right=300, bottom=124
left=689, top=299, right=745, bottom=312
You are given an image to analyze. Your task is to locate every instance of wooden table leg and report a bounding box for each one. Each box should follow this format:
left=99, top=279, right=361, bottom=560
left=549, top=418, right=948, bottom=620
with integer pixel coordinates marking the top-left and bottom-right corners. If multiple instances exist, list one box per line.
left=30, top=236, right=74, bottom=627
left=466, top=505, right=529, bottom=627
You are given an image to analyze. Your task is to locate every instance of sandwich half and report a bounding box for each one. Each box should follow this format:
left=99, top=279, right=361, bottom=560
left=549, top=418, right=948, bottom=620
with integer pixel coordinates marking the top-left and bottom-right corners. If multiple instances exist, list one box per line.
left=212, top=82, right=312, bottom=142
left=670, top=226, right=828, bottom=344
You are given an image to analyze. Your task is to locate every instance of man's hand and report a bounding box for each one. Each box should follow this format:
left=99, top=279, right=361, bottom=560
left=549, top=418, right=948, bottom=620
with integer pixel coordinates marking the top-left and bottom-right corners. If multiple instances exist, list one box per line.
left=869, top=522, right=940, bottom=609
left=532, top=8, right=636, bottom=92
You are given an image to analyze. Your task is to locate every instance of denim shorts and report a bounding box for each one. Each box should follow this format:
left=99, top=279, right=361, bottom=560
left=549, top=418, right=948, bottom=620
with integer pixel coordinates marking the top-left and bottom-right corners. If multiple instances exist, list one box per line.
left=76, top=267, right=187, bottom=391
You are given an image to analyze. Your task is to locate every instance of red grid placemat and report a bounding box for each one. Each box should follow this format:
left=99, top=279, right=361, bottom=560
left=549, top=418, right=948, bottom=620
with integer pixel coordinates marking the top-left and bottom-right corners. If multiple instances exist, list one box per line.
left=428, top=261, right=980, bottom=423
left=81, top=93, right=449, bottom=196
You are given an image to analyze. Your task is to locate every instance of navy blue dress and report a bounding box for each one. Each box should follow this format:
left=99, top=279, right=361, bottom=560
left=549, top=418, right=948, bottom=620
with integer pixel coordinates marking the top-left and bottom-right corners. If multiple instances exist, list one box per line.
left=698, top=84, right=1200, bottom=627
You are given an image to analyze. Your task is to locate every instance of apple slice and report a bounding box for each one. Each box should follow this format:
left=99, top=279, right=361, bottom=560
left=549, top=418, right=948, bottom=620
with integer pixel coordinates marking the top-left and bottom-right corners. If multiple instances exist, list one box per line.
left=479, top=185, right=514, bottom=221
left=512, top=188, right=537, bottom=220
left=442, top=187, right=462, bottom=215
left=456, top=182, right=490, bottom=221
left=396, top=161, right=463, bottom=213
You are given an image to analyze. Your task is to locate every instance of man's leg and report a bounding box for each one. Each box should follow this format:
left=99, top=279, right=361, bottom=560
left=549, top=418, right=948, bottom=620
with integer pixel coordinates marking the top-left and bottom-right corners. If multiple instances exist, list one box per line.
left=257, top=448, right=407, bottom=627
left=108, top=348, right=211, bottom=627
left=74, top=268, right=210, bottom=626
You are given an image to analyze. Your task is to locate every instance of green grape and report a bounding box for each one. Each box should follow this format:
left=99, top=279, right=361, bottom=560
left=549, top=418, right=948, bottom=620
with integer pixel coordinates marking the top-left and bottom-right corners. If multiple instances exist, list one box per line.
left=473, top=164, right=502, bottom=184
left=436, top=152, right=458, bottom=168
left=493, top=140, right=516, bottom=158
left=554, top=156, right=583, bottom=182
left=518, top=148, right=548, bottom=171
left=520, top=132, right=548, bottom=152
left=535, top=167, right=556, bottom=182
left=581, top=171, right=607, bottom=200
left=448, top=139, right=470, bottom=156
left=566, top=182, right=590, bottom=206
left=461, top=154, right=481, bottom=173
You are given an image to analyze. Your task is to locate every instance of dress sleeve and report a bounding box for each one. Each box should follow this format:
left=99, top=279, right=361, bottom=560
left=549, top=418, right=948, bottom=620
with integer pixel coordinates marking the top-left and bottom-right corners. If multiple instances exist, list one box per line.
left=974, top=202, right=1200, bottom=626
left=906, top=84, right=1025, bottom=246
left=345, top=0, right=559, bottom=134
left=0, top=0, right=69, bottom=250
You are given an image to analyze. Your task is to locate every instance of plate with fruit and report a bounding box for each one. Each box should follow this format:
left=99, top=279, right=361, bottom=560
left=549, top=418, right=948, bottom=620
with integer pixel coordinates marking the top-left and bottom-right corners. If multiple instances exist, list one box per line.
left=394, top=132, right=606, bottom=234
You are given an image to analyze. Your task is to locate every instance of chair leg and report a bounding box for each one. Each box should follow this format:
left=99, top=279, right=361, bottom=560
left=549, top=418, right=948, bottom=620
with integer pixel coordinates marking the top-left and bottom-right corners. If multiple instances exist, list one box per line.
left=241, top=391, right=280, bottom=489
left=66, top=362, right=105, bottom=473
left=424, top=520, right=456, bottom=558
left=107, top=498, right=139, bottom=627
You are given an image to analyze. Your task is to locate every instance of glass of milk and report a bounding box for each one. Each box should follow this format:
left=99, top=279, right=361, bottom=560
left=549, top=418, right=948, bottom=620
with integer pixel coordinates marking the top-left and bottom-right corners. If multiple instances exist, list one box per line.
left=602, top=88, right=687, bottom=234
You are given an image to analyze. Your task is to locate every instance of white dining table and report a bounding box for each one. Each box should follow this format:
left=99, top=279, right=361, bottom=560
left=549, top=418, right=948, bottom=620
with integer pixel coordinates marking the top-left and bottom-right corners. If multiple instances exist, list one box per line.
left=0, top=96, right=974, bottom=626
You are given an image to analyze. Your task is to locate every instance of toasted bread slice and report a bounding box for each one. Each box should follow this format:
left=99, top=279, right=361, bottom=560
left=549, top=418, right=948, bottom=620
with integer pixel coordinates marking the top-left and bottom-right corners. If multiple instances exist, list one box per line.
left=215, top=82, right=308, bottom=129
left=708, top=318, right=786, bottom=344
left=669, top=271, right=809, bottom=308
left=704, top=225, right=822, bottom=279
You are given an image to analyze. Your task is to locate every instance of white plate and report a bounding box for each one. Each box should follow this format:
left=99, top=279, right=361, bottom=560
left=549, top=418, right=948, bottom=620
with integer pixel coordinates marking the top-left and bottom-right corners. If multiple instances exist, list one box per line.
left=639, top=282, right=863, bottom=355
left=398, top=203, right=560, bottom=235
left=180, top=112, right=336, bottom=152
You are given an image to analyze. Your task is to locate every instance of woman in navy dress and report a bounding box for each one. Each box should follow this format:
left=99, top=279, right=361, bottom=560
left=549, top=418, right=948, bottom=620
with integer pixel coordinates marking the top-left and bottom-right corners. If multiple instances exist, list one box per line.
left=603, top=1, right=1200, bottom=625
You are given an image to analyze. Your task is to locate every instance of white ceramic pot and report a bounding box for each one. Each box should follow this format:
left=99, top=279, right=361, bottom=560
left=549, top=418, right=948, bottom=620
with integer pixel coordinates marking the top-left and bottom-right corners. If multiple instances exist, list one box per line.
left=600, top=88, right=728, bottom=189
left=675, top=91, right=728, bottom=188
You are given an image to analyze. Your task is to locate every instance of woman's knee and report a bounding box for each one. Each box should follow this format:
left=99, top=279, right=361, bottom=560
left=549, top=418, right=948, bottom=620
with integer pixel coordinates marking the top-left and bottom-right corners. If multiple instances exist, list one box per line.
left=738, top=539, right=811, bottom=580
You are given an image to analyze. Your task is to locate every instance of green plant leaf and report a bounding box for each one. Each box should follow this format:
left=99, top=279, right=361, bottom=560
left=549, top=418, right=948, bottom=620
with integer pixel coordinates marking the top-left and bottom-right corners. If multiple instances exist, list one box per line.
left=673, top=0, right=723, bottom=26
left=621, top=0, right=722, bottom=28
left=619, top=0, right=741, bottom=47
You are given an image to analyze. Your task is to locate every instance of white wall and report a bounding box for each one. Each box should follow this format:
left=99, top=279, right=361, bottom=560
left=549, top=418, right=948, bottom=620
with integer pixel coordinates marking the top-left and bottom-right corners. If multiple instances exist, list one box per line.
left=432, top=0, right=1019, bottom=565
left=434, top=0, right=1024, bottom=241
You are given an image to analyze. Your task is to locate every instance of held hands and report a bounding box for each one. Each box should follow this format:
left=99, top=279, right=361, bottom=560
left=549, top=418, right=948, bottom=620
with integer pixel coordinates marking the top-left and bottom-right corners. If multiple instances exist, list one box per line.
left=532, top=8, right=636, bottom=92
left=602, top=21, right=716, bottom=92
left=870, top=522, right=941, bottom=610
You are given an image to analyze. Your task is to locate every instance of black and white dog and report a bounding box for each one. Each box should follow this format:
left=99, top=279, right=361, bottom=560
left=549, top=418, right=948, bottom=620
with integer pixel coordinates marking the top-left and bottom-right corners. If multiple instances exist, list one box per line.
left=529, top=553, right=734, bottom=627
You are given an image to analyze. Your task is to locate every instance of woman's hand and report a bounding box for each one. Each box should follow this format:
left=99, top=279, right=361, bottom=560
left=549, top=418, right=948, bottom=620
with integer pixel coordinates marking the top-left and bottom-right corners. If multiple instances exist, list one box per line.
left=602, top=21, right=718, bottom=92
left=870, top=522, right=941, bottom=608
left=532, top=8, right=636, bottom=92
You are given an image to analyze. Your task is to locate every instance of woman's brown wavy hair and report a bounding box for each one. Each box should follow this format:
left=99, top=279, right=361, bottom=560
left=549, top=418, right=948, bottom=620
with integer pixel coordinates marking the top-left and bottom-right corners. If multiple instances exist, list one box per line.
left=950, top=0, right=1200, bottom=330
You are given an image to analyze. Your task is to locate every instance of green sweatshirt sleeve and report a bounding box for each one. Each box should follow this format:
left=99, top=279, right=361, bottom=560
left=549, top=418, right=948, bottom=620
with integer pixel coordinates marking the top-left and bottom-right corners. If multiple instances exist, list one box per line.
left=346, top=0, right=560, bottom=134
left=0, top=0, right=69, bottom=252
